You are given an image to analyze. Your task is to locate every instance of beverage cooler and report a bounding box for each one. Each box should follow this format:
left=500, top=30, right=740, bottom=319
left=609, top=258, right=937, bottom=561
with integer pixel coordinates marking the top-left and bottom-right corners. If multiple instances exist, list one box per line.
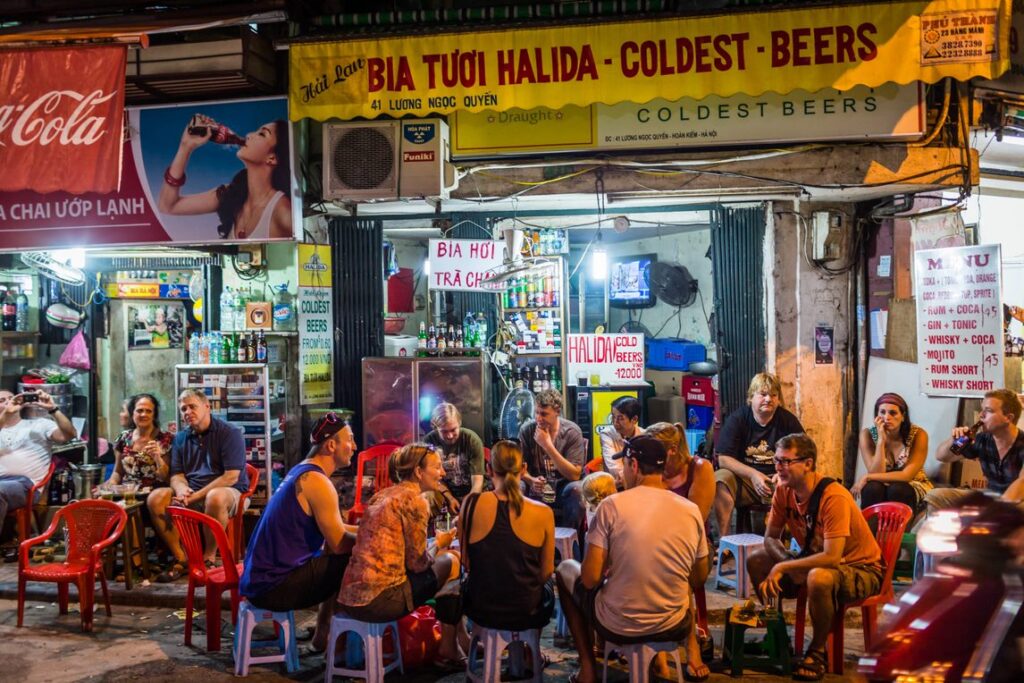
left=569, top=384, right=651, bottom=459
left=361, top=356, right=488, bottom=447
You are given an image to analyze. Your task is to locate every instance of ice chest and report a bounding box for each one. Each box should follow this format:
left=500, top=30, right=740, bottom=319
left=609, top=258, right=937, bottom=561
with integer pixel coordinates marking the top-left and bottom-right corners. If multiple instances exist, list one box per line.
left=646, top=338, right=707, bottom=371
left=683, top=376, right=718, bottom=431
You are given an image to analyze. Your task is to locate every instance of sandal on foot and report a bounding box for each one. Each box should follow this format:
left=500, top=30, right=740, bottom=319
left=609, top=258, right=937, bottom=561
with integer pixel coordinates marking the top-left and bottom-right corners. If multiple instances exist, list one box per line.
left=793, top=648, right=828, bottom=681
left=155, top=562, right=185, bottom=583
left=684, top=662, right=710, bottom=682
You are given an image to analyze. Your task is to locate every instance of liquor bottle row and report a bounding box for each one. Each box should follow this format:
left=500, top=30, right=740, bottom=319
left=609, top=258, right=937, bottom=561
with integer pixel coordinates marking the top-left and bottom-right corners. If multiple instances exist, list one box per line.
left=507, top=364, right=563, bottom=393
left=505, top=310, right=562, bottom=352
left=416, top=314, right=488, bottom=357
left=503, top=273, right=560, bottom=310
left=188, top=330, right=268, bottom=364
left=519, top=229, right=568, bottom=257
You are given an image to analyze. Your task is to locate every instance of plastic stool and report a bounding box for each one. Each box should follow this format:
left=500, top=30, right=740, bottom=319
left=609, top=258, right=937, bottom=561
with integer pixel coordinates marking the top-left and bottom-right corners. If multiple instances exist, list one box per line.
left=894, top=532, right=916, bottom=582
left=554, top=527, right=579, bottom=562
left=913, top=547, right=956, bottom=581
left=715, top=534, right=763, bottom=599
left=232, top=601, right=299, bottom=676
left=722, top=606, right=791, bottom=677
left=601, top=639, right=683, bottom=683
left=324, top=614, right=403, bottom=682
left=467, top=624, right=543, bottom=683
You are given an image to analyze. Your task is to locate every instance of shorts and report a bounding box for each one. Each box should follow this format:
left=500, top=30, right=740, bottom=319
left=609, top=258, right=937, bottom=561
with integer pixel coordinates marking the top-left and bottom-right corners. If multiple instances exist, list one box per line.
left=341, top=567, right=440, bottom=624
left=186, top=486, right=242, bottom=517
left=572, top=577, right=691, bottom=645
left=715, top=468, right=772, bottom=507
left=782, top=562, right=884, bottom=613
left=248, top=553, right=349, bottom=612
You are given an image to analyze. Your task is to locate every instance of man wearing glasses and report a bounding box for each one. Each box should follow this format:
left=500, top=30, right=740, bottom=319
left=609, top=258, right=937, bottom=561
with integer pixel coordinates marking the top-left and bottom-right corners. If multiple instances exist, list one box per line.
left=241, top=412, right=357, bottom=652
left=746, top=433, right=882, bottom=682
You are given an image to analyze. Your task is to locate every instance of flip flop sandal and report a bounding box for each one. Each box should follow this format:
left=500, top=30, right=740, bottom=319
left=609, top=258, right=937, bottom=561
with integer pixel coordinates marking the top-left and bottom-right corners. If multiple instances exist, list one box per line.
left=684, top=662, right=711, bottom=682
left=155, top=562, right=186, bottom=583
left=793, top=648, right=828, bottom=681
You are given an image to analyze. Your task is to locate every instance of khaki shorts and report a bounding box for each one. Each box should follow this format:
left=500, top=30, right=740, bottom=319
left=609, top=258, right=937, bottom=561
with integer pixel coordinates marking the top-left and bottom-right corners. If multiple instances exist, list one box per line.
left=186, top=486, right=242, bottom=518
left=715, top=468, right=771, bottom=507
left=780, top=562, right=884, bottom=613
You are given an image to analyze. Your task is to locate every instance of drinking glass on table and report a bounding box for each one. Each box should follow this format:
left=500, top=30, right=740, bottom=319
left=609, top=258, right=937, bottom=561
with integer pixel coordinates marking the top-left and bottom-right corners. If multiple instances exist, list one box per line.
left=122, top=483, right=138, bottom=505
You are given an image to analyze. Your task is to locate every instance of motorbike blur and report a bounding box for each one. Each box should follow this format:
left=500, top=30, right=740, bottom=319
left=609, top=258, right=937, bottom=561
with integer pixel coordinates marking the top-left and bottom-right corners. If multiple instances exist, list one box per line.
left=858, top=492, right=1023, bottom=682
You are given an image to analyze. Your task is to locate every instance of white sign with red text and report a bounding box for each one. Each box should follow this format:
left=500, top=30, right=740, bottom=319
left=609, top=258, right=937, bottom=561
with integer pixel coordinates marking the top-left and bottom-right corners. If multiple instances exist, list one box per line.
left=428, top=239, right=505, bottom=292
left=567, top=333, right=645, bottom=386
left=915, top=244, right=1003, bottom=398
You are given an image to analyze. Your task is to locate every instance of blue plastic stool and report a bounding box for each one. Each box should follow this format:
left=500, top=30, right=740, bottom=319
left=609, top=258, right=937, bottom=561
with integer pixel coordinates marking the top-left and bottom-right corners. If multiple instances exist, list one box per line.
left=232, top=600, right=299, bottom=676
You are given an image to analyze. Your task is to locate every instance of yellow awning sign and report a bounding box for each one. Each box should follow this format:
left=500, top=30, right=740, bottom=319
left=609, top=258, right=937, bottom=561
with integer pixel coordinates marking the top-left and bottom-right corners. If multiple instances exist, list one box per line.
left=289, top=0, right=1009, bottom=121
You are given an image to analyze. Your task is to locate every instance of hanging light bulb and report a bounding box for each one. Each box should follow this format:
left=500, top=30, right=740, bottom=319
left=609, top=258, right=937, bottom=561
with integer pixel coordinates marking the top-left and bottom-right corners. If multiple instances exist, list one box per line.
left=590, top=231, right=607, bottom=279
left=423, top=259, right=431, bottom=275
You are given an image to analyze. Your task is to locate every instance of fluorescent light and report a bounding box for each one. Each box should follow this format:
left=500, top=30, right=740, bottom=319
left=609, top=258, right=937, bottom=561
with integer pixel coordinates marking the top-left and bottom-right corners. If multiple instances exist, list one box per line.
left=53, top=248, right=86, bottom=269
left=423, top=259, right=431, bottom=275
left=590, top=244, right=607, bottom=279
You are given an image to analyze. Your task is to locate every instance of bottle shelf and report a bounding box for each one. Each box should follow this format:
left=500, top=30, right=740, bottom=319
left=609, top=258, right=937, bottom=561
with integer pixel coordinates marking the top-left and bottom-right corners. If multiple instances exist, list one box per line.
left=503, top=307, right=561, bottom=313
left=513, top=351, right=562, bottom=357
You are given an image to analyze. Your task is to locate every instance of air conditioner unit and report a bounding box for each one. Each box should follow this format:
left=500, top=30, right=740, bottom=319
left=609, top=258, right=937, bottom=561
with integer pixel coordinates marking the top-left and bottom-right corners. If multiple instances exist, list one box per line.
left=322, top=118, right=456, bottom=202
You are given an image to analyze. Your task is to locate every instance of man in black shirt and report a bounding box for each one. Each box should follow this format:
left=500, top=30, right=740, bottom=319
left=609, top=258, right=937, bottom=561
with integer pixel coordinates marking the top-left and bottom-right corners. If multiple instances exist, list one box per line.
left=713, top=372, right=804, bottom=536
left=422, top=402, right=485, bottom=512
left=928, top=389, right=1024, bottom=510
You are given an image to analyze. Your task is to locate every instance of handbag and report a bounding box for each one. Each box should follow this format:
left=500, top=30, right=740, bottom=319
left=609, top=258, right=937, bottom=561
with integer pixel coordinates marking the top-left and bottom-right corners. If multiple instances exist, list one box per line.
left=59, top=329, right=91, bottom=370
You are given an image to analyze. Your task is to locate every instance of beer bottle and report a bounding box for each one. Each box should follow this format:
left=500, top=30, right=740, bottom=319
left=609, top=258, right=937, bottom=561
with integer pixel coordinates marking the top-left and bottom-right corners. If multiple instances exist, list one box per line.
left=257, top=329, right=268, bottom=363
left=427, top=324, right=437, bottom=355
left=950, top=420, right=984, bottom=455
left=235, top=333, right=246, bottom=363
left=247, top=331, right=257, bottom=363
left=437, top=326, right=447, bottom=355
left=532, top=366, right=542, bottom=393
left=417, top=321, right=427, bottom=357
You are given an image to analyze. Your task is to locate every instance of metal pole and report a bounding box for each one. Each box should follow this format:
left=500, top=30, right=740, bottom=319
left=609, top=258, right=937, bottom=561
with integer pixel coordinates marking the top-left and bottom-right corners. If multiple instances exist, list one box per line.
left=86, top=299, right=98, bottom=465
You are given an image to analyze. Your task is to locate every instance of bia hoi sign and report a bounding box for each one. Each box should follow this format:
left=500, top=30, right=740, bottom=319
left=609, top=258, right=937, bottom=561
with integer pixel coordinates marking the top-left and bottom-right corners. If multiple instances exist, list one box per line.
left=914, top=244, right=1003, bottom=398
left=428, top=239, right=504, bottom=292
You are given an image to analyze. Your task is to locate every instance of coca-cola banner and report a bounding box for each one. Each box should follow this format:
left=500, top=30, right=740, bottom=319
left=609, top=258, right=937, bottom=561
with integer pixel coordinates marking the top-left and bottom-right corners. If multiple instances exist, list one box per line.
left=0, top=46, right=126, bottom=194
left=0, top=96, right=298, bottom=249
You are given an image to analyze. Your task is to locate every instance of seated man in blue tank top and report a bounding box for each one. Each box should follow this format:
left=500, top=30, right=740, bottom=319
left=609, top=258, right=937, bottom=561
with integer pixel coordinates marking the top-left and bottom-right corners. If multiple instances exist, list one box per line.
left=241, top=413, right=357, bottom=651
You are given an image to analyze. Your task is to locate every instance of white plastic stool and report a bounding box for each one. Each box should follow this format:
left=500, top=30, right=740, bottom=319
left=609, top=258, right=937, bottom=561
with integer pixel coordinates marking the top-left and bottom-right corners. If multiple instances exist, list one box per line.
left=602, top=639, right=683, bottom=683
left=913, top=548, right=956, bottom=580
left=466, top=624, right=543, bottom=683
left=324, top=613, right=403, bottom=682
left=554, top=527, right=579, bottom=562
left=232, top=600, right=299, bottom=676
left=715, top=533, right=764, bottom=599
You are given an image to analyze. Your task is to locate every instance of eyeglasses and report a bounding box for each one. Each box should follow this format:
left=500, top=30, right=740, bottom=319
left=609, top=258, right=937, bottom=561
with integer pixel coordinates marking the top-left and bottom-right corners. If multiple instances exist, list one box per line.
left=310, top=412, right=344, bottom=445
left=772, top=456, right=810, bottom=467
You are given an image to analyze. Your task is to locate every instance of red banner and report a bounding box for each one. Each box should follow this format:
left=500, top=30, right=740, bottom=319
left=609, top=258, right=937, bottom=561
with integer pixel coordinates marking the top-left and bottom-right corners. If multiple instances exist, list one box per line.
left=0, top=46, right=126, bottom=194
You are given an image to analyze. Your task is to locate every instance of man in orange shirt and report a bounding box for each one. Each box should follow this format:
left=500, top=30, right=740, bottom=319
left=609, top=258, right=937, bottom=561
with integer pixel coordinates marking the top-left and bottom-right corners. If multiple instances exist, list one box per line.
left=746, top=433, right=882, bottom=681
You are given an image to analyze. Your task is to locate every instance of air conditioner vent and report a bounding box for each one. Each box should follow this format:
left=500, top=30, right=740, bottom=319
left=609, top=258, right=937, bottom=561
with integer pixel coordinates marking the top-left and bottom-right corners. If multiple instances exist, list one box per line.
left=331, top=127, right=395, bottom=191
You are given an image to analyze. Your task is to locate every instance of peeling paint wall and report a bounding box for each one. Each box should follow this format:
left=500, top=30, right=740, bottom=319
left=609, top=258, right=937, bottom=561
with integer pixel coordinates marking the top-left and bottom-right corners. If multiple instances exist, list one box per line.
left=770, top=203, right=855, bottom=480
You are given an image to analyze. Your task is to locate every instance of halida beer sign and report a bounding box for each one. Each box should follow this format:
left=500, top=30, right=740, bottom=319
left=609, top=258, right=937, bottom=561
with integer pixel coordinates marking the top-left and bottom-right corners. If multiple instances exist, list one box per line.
left=0, top=46, right=127, bottom=194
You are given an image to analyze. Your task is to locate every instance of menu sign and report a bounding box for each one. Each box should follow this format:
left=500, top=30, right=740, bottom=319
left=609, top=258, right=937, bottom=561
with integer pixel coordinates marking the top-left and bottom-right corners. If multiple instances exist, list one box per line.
left=914, top=244, right=1003, bottom=397
left=298, top=243, right=334, bottom=405
left=567, top=333, right=645, bottom=386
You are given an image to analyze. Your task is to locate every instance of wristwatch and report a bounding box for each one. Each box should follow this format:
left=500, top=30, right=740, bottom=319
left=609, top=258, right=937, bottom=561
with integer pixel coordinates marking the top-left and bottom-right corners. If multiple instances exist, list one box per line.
left=48, top=407, right=59, bottom=414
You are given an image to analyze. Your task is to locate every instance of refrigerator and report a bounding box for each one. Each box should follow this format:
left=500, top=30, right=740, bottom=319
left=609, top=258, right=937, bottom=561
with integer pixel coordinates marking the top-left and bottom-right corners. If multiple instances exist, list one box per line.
left=569, top=384, right=651, bottom=459
left=361, top=356, right=487, bottom=447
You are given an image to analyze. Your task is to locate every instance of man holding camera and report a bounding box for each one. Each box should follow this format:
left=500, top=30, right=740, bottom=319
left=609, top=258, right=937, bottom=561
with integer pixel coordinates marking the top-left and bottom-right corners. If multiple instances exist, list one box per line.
left=0, top=389, right=77, bottom=556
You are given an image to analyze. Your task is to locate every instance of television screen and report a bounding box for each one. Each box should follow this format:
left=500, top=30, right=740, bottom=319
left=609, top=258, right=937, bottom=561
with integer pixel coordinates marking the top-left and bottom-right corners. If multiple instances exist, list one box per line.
left=609, top=254, right=656, bottom=308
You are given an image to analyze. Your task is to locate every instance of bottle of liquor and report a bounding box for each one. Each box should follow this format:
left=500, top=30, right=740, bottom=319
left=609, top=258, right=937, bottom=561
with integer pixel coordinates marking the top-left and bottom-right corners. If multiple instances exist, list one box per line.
left=437, top=325, right=447, bottom=355
left=455, top=327, right=464, bottom=352
left=427, top=324, right=438, bottom=355
left=14, top=288, right=28, bottom=332
left=257, top=329, right=268, bottom=363
left=513, top=366, right=525, bottom=389
left=247, top=331, right=258, bottom=363
left=188, top=115, right=245, bottom=145
left=417, top=321, right=427, bottom=356
left=540, top=366, right=550, bottom=391
left=235, top=333, right=246, bottom=363
left=222, top=333, right=233, bottom=364
left=1, top=288, right=15, bottom=331
left=550, top=366, right=562, bottom=391
left=950, top=420, right=984, bottom=455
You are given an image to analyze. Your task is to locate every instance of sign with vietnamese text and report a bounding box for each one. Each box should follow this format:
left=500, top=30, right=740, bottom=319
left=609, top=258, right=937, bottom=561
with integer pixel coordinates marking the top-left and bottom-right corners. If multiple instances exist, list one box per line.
left=567, top=333, right=645, bottom=386
left=290, top=1, right=1008, bottom=121
left=428, top=239, right=504, bottom=292
left=451, top=83, right=923, bottom=157
left=298, top=243, right=334, bottom=405
left=915, top=244, right=1003, bottom=397
left=0, top=45, right=126, bottom=194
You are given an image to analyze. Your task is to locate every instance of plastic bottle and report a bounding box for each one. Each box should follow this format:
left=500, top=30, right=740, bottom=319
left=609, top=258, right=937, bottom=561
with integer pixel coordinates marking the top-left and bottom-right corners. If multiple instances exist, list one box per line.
left=950, top=420, right=984, bottom=455
left=220, top=287, right=235, bottom=331
left=272, top=282, right=296, bottom=331
left=417, top=321, right=427, bottom=356
left=1, top=288, right=15, bottom=331
left=475, top=313, right=488, bottom=349
left=15, top=288, right=28, bottom=332
left=189, top=333, right=199, bottom=364
left=550, top=366, right=561, bottom=391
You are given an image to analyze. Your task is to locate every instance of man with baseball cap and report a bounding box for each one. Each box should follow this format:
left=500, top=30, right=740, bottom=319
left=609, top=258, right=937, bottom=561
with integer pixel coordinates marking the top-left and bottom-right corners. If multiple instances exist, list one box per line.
left=241, top=413, right=357, bottom=652
left=555, top=435, right=710, bottom=683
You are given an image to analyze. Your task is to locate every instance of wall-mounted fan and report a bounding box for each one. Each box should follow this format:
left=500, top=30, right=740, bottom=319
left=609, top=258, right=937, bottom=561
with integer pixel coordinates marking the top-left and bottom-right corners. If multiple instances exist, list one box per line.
left=20, top=252, right=86, bottom=286
left=649, top=262, right=698, bottom=307
left=499, top=387, right=535, bottom=440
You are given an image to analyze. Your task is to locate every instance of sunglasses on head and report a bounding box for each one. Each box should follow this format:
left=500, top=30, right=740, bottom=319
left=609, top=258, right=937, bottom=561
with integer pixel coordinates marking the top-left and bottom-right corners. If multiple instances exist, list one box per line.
left=310, top=412, right=345, bottom=445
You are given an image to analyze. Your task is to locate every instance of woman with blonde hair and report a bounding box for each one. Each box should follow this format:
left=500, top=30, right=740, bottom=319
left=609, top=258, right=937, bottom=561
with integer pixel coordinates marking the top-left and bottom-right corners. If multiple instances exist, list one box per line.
left=459, top=439, right=556, bottom=633
left=340, top=443, right=465, bottom=667
left=647, top=422, right=715, bottom=523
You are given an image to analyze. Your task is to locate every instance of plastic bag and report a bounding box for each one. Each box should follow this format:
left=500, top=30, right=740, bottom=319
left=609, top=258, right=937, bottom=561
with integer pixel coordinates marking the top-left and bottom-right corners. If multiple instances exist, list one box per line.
left=59, top=329, right=91, bottom=370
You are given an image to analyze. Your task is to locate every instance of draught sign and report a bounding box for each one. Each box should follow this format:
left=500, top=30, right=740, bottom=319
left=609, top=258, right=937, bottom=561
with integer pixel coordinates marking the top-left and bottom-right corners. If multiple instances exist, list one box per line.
left=914, top=244, right=1003, bottom=398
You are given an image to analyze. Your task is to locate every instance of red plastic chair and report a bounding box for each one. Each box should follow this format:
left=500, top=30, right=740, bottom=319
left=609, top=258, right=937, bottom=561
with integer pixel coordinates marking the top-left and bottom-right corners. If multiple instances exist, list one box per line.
left=168, top=506, right=243, bottom=652
left=347, top=442, right=401, bottom=523
left=227, top=463, right=260, bottom=559
left=793, top=501, right=913, bottom=674
left=17, top=499, right=127, bottom=632
left=8, top=459, right=56, bottom=544
left=483, top=446, right=491, bottom=478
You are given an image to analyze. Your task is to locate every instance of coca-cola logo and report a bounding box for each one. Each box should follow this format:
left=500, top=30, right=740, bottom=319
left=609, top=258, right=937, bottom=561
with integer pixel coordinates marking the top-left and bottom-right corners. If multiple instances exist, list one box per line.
left=0, top=89, right=117, bottom=147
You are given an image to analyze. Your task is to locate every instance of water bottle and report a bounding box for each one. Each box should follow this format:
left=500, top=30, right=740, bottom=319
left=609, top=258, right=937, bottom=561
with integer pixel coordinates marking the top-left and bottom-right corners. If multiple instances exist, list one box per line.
left=476, top=312, right=488, bottom=349
left=272, top=282, right=296, bottom=331
left=15, top=288, right=28, bottom=332
left=220, top=287, right=235, bottom=331
left=189, top=333, right=199, bottom=364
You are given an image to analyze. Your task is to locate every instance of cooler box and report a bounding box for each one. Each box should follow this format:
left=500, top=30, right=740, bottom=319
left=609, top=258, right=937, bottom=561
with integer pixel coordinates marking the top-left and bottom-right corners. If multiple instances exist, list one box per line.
left=384, top=334, right=419, bottom=358
left=646, top=338, right=707, bottom=371
left=682, top=376, right=718, bottom=431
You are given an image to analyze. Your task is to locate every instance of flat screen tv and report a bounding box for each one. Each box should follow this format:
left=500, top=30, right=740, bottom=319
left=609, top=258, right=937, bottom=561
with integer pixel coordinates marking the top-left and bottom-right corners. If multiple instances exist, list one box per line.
left=609, top=253, right=656, bottom=308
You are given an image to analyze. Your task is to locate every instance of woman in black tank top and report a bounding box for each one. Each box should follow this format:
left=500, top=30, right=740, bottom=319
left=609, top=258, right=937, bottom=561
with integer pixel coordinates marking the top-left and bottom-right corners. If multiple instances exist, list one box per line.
left=459, top=440, right=556, bottom=631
